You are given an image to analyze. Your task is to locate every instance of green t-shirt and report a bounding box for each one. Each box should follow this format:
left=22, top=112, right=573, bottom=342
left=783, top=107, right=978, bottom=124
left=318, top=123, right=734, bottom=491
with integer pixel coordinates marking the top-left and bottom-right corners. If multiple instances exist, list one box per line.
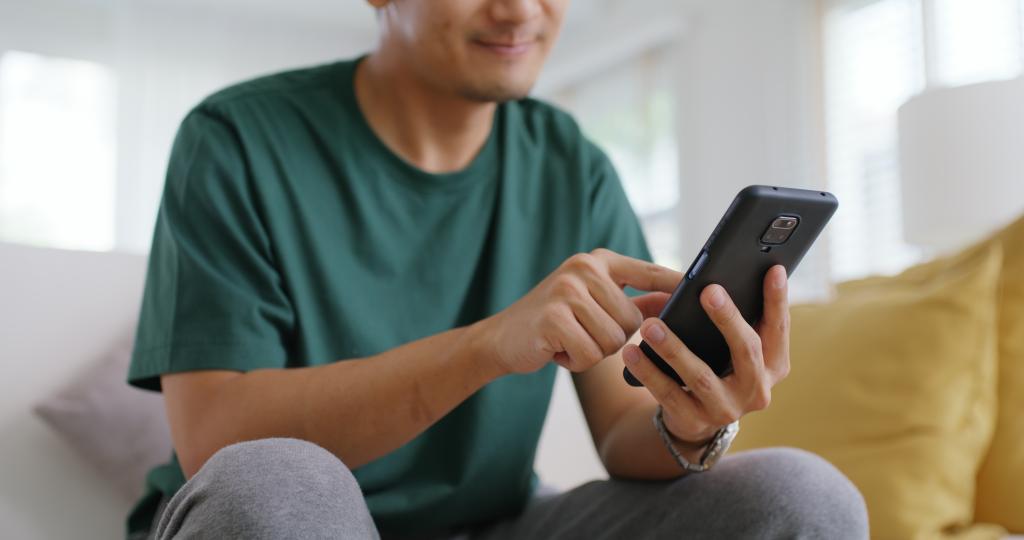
left=127, top=57, right=652, bottom=537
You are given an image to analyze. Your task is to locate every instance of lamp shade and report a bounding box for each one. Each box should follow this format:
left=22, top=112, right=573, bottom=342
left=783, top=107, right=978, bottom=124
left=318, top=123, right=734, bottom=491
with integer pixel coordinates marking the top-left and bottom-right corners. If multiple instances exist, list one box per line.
left=898, top=77, right=1024, bottom=251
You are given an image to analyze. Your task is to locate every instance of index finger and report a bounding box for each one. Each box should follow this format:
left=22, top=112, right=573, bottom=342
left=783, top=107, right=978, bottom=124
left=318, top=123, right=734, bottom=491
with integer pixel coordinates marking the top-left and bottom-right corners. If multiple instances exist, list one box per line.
left=593, top=248, right=682, bottom=294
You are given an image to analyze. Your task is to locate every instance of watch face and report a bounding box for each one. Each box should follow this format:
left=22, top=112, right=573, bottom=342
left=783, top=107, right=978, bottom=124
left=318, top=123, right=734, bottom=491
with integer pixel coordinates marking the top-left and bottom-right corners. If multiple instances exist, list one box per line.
left=703, top=442, right=727, bottom=469
left=701, top=422, right=740, bottom=470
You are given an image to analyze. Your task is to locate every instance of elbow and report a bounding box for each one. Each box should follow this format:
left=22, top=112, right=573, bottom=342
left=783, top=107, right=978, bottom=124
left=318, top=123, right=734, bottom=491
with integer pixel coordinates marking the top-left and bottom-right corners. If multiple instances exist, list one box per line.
left=160, top=370, right=244, bottom=480
left=175, top=441, right=215, bottom=480
left=597, top=434, right=625, bottom=479
left=170, top=419, right=225, bottom=480
left=177, top=451, right=201, bottom=480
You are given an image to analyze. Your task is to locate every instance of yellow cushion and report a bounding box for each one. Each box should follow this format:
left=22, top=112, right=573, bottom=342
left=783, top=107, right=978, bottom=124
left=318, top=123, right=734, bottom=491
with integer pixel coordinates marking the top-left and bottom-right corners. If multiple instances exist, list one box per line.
left=730, top=244, right=1004, bottom=539
left=840, top=216, right=1024, bottom=533
left=978, top=218, right=1024, bottom=532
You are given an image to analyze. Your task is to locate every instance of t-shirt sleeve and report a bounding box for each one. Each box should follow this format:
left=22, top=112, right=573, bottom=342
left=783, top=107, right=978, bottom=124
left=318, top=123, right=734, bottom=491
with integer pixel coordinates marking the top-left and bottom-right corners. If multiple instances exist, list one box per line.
left=583, top=141, right=655, bottom=297
left=128, top=107, right=294, bottom=391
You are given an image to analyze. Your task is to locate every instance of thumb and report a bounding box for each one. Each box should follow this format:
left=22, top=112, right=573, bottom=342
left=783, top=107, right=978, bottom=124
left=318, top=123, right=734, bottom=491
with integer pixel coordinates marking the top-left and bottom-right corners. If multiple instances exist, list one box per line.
left=631, top=292, right=671, bottom=319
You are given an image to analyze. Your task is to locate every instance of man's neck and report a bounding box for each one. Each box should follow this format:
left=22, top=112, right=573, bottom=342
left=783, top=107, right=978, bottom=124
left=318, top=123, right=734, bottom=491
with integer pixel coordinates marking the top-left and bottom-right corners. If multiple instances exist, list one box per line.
left=354, top=52, right=497, bottom=174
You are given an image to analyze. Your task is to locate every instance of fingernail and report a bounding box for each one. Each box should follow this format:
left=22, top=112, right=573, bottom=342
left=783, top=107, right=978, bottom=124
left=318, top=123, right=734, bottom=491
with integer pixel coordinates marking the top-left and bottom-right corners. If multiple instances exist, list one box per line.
left=708, top=287, right=725, bottom=309
left=643, top=322, right=665, bottom=343
left=623, top=347, right=638, bottom=365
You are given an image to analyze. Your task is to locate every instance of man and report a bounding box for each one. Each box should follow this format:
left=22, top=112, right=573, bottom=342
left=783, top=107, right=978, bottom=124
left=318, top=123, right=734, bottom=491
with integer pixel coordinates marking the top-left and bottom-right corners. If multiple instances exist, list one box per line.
left=127, top=1, right=868, bottom=538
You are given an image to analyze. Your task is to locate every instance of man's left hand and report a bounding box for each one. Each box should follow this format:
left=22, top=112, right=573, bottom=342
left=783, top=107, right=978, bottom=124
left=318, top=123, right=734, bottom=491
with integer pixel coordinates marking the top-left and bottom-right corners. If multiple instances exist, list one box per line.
left=622, top=265, right=791, bottom=446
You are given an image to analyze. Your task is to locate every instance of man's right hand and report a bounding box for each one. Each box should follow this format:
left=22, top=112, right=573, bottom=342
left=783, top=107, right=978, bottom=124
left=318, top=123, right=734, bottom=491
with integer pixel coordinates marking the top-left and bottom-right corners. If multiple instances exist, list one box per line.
left=480, top=248, right=683, bottom=376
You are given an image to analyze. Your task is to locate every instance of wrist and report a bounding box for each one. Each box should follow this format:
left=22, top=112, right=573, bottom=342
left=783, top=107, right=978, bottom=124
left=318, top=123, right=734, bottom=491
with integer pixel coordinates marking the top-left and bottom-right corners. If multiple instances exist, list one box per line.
left=660, top=408, right=716, bottom=450
left=461, top=317, right=509, bottom=383
left=666, top=429, right=715, bottom=455
left=664, top=437, right=710, bottom=467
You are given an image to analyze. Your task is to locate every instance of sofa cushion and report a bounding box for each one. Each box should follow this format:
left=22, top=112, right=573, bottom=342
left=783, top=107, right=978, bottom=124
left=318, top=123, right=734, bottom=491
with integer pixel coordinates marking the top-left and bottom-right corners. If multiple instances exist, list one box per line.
left=839, top=215, right=1024, bottom=533
left=730, top=244, right=1004, bottom=539
left=34, top=338, right=172, bottom=500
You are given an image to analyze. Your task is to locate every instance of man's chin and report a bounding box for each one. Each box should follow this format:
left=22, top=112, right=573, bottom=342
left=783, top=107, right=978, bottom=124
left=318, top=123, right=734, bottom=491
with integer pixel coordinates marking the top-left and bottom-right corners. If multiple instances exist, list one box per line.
left=458, top=81, right=535, bottom=104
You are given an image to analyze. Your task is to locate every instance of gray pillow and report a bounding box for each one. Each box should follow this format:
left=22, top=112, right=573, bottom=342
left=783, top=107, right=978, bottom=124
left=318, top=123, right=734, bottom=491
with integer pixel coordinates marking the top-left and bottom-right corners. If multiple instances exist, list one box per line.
left=34, top=338, right=172, bottom=500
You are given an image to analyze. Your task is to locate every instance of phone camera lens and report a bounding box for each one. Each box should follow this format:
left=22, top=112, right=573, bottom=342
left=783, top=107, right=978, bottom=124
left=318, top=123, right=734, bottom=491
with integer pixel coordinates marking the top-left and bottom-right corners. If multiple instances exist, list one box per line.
left=773, top=217, right=797, bottom=230
left=762, top=216, right=800, bottom=244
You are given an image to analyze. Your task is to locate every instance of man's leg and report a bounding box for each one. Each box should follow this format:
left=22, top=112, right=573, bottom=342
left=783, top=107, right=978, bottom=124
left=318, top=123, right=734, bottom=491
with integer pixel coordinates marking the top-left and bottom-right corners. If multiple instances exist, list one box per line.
left=470, top=447, right=868, bottom=540
left=153, top=438, right=380, bottom=539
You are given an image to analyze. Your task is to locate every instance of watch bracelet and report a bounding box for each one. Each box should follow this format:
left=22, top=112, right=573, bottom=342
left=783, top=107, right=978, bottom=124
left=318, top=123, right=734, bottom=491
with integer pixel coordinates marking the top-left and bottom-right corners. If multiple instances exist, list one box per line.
left=652, top=404, right=738, bottom=473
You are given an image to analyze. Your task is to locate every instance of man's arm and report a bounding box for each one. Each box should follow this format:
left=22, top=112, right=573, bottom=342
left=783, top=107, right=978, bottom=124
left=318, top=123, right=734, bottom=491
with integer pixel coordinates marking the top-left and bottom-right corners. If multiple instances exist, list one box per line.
left=572, top=332, right=711, bottom=480
left=163, top=321, right=501, bottom=478
left=165, top=249, right=682, bottom=479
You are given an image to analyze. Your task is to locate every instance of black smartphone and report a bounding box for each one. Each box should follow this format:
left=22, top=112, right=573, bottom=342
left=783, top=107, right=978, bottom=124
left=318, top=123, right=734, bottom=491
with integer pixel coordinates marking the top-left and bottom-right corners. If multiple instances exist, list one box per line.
left=623, top=185, right=838, bottom=387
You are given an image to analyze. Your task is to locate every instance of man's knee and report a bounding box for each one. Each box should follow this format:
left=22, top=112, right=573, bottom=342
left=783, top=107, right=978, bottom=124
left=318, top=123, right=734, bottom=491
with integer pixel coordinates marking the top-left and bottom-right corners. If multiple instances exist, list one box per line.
left=160, top=438, right=378, bottom=539
left=200, top=437, right=361, bottom=499
left=718, top=447, right=868, bottom=539
left=660, top=447, right=867, bottom=539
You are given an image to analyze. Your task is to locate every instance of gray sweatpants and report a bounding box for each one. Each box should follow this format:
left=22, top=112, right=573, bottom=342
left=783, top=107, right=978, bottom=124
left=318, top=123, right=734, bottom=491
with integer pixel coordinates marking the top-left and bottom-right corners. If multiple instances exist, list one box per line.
left=149, top=438, right=868, bottom=539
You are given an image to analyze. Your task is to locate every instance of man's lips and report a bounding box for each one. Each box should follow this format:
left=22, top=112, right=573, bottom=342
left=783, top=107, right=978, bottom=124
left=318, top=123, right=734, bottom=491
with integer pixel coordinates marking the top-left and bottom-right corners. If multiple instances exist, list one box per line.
left=473, top=38, right=537, bottom=57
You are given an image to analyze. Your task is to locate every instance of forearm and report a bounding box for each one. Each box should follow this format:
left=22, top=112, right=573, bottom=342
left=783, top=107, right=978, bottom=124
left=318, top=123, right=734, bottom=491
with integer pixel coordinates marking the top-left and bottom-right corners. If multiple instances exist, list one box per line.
left=170, top=319, right=503, bottom=477
left=599, top=399, right=707, bottom=481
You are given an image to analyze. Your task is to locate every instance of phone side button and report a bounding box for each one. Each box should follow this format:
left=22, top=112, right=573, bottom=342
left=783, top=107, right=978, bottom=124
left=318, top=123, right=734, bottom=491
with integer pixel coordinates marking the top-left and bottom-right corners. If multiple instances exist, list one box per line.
left=687, top=249, right=709, bottom=280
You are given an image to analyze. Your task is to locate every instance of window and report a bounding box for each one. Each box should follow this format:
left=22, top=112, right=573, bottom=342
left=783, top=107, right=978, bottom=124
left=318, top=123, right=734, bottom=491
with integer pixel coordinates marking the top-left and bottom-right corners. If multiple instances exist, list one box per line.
left=0, top=50, right=118, bottom=251
left=930, top=0, right=1023, bottom=86
left=823, top=0, right=1024, bottom=281
left=823, top=0, right=926, bottom=280
left=548, top=49, right=683, bottom=270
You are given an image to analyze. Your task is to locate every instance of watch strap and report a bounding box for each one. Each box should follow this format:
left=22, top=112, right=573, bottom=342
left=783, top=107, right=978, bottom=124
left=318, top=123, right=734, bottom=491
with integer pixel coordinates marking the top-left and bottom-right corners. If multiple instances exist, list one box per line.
left=653, top=405, right=739, bottom=473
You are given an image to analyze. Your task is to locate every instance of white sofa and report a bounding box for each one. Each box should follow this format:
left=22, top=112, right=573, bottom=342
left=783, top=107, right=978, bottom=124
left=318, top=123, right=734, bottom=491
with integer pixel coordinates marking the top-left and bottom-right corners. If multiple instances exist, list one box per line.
left=0, top=241, right=606, bottom=539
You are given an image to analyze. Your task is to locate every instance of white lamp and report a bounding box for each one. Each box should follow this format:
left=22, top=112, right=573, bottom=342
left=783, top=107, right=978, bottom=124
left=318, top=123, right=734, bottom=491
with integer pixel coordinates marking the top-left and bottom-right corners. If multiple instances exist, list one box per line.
left=898, top=76, right=1024, bottom=252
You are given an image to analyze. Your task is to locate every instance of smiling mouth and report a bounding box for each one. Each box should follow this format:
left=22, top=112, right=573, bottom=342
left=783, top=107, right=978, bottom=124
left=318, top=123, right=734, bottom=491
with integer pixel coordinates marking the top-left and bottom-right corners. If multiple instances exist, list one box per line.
left=473, top=38, right=537, bottom=57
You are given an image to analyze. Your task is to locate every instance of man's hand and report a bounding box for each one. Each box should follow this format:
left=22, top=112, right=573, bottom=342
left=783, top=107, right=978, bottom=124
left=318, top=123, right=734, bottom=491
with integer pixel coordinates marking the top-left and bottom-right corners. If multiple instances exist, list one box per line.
left=480, top=248, right=682, bottom=376
left=622, top=265, right=791, bottom=446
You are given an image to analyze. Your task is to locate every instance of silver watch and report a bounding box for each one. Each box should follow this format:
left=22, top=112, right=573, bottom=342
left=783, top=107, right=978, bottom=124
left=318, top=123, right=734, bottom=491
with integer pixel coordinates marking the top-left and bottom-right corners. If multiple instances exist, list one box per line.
left=653, top=405, right=739, bottom=473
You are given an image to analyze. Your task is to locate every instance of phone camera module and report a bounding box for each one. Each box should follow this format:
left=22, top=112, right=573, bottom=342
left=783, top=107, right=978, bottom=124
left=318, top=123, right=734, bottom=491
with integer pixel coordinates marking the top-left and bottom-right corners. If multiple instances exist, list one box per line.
left=761, top=216, right=800, bottom=245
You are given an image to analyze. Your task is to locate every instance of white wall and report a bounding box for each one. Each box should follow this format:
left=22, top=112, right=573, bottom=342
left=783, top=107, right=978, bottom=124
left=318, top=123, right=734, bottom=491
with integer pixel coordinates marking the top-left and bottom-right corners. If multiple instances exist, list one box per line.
left=671, top=0, right=831, bottom=301
left=0, top=0, right=375, bottom=253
